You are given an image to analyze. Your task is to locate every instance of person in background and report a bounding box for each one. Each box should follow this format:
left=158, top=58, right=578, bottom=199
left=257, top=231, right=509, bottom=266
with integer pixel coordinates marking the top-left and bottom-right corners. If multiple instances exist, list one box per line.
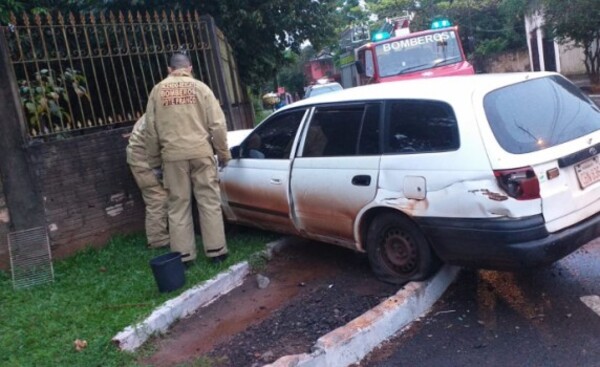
left=145, top=52, right=231, bottom=267
left=246, top=133, right=265, bottom=159
left=274, top=94, right=286, bottom=110
left=125, top=114, right=169, bottom=249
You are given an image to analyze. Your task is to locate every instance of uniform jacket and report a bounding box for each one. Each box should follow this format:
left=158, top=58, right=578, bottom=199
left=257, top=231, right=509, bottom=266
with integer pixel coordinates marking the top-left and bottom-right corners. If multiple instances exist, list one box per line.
left=126, top=115, right=150, bottom=168
left=145, top=70, right=231, bottom=168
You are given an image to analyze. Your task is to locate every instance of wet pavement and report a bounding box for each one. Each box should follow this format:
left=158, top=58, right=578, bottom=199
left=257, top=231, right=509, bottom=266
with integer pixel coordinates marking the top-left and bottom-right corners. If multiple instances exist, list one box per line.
left=356, top=239, right=600, bottom=367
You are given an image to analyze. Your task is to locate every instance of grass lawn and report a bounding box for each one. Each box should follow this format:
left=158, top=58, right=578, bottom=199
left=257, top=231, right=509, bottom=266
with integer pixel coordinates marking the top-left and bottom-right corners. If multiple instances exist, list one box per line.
left=0, top=228, right=277, bottom=367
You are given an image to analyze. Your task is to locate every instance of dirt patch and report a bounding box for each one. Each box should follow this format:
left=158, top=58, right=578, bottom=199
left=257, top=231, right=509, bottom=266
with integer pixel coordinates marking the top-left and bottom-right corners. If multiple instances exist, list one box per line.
left=140, top=238, right=399, bottom=367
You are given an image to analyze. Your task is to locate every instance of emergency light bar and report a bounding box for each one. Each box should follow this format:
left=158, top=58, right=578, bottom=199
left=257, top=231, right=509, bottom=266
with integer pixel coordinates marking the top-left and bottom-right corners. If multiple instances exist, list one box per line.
left=372, top=31, right=391, bottom=42
left=431, top=18, right=452, bottom=29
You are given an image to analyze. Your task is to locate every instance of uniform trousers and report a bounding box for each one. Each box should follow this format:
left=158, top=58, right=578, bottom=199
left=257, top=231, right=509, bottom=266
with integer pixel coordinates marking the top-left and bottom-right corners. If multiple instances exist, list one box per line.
left=163, top=157, right=228, bottom=262
left=129, top=165, right=169, bottom=248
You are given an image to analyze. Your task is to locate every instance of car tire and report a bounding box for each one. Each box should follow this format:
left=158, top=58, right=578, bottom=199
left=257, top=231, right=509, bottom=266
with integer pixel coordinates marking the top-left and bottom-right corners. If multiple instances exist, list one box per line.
left=367, top=212, right=439, bottom=284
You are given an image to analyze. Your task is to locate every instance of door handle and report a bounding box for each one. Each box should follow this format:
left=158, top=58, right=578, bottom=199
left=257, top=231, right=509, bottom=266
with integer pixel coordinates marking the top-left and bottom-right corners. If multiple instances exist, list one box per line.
left=270, top=178, right=282, bottom=185
left=352, top=175, right=371, bottom=186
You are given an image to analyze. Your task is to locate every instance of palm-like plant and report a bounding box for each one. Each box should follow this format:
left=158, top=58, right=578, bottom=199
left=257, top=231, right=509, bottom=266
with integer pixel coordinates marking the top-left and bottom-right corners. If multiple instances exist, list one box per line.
left=19, top=67, right=89, bottom=136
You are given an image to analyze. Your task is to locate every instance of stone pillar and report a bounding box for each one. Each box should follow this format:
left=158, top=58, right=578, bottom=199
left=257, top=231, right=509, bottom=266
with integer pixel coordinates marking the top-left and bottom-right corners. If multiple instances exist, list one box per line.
left=0, top=176, right=11, bottom=269
left=0, top=29, right=45, bottom=232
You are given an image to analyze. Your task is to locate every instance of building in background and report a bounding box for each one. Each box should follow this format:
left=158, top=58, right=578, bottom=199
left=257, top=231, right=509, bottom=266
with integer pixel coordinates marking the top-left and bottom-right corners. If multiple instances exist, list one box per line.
left=303, top=52, right=338, bottom=86
left=525, top=12, right=586, bottom=76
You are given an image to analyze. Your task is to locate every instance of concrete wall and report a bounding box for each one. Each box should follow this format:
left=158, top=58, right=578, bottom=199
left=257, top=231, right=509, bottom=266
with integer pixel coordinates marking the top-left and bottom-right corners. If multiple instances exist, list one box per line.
left=524, top=11, right=587, bottom=76
left=22, top=128, right=144, bottom=264
left=481, top=49, right=531, bottom=73
left=558, top=41, right=587, bottom=76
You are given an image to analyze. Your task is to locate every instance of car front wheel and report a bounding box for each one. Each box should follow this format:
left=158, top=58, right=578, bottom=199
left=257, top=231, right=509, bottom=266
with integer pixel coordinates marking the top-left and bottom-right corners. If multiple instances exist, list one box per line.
left=367, top=213, right=439, bottom=284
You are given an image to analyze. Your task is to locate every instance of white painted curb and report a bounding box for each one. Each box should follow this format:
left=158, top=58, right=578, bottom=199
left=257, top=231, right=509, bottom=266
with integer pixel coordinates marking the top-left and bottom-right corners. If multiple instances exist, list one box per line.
left=112, top=262, right=250, bottom=352
left=263, top=265, right=461, bottom=367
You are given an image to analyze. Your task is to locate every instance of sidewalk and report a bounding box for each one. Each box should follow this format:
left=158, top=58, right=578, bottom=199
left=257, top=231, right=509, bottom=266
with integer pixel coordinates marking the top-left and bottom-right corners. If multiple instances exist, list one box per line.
left=569, top=74, right=591, bottom=89
left=568, top=74, right=600, bottom=106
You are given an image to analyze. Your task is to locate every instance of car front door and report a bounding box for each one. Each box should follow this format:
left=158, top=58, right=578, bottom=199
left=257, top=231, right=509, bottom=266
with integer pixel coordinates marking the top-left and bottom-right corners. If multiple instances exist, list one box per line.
left=220, top=109, right=307, bottom=234
left=290, top=103, right=382, bottom=248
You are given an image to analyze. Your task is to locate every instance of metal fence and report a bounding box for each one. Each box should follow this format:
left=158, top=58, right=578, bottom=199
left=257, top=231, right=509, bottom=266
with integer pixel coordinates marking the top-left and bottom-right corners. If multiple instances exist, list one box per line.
left=2, top=10, right=251, bottom=140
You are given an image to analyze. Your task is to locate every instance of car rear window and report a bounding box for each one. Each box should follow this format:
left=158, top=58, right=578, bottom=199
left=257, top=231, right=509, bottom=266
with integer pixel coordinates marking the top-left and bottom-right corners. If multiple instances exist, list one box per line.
left=484, top=75, right=600, bottom=154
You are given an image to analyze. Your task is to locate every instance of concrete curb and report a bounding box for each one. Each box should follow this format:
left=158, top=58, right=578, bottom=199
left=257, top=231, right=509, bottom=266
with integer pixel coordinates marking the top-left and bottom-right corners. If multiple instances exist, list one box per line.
left=112, top=261, right=250, bottom=352
left=263, top=265, right=461, bottom=367
left=111, top=238, right=292, bottom=352
left=111, top=237, right=457, bottom=362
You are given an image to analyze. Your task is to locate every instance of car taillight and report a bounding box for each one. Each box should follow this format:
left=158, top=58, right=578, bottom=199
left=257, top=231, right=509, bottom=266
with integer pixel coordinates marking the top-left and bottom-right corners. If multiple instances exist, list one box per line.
left=494, top=167, right=540, bottom=200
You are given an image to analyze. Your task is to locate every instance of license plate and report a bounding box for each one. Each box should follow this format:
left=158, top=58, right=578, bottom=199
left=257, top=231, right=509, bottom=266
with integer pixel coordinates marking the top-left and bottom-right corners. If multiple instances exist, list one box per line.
left=575, top=156, right=600, bottom=189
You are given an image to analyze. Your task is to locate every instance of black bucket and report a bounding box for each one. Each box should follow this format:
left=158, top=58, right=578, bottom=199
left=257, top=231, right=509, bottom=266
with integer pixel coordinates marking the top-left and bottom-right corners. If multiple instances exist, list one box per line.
left=149, top=252, right=186, bottom=293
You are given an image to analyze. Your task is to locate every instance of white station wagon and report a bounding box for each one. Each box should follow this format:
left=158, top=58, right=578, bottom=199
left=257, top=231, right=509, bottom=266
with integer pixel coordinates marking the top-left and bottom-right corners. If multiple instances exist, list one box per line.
left=220, top=72, right=600, bottom=284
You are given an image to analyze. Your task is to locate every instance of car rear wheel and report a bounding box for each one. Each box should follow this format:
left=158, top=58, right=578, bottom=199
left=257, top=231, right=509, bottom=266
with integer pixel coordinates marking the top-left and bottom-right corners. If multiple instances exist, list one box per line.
left=367, top=213, right=439, bottom=284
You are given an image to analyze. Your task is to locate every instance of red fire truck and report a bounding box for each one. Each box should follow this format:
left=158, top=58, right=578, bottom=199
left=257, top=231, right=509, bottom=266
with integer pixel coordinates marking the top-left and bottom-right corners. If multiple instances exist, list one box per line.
left=355, top=24, right=474, bottom=85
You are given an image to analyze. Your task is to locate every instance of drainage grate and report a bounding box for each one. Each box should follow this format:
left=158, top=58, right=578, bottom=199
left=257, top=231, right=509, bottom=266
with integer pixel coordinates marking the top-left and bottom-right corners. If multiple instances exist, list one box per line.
left=8, top=226, right=54, bottom=289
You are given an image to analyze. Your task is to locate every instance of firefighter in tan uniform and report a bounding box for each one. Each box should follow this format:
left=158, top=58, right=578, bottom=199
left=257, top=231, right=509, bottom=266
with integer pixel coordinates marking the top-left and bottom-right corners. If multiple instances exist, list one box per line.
left=145, top=53, right=231, bottom=266
left=126, top=115, right=169, bottom=248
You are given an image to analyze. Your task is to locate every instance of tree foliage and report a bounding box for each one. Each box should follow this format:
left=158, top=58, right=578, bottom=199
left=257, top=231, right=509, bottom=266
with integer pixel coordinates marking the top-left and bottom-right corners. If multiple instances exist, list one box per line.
left=337, top=0, right=372, bottom=25
left=1, top=0, right=342, bottom=89
left=277, top=48, right=315, bottom=97
left=369, top=0, right=528, bottom=58
left=0, top=1, right=25, bottom=23
left=541, top=0, right=600, bottom=83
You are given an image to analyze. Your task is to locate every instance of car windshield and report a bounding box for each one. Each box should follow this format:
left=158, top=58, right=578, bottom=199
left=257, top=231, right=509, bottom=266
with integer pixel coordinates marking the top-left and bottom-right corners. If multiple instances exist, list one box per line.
left=307, top=84, right=342, bottom=98
left=484, top=75, right=600, bottom=154
left=375, top=30, right=463, bottom=77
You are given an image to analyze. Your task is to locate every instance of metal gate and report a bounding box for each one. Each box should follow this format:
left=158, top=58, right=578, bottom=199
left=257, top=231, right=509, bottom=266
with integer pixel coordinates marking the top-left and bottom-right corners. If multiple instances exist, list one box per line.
left=2, top=10, right=253, bottom=140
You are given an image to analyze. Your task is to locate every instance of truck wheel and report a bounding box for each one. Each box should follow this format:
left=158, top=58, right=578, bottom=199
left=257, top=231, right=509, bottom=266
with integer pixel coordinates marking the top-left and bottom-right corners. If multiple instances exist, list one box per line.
left=367, top=213, right=438, bottom=284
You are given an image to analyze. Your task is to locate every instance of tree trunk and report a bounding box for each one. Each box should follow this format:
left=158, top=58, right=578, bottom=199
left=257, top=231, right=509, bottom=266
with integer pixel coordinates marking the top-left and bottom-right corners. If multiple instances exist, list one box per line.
left=594, top=36, right=600, bottom=85
left=584, top=43, right=600, bottom=84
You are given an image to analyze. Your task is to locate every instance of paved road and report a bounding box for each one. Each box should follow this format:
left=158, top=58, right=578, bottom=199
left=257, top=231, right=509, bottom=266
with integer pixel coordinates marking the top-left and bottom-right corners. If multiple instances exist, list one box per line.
left=357, top=239, right=600, bottom=367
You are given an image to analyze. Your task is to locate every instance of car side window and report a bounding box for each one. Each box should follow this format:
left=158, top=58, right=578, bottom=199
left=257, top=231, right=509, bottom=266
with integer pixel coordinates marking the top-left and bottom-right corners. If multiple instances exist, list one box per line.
left=241, top=109, right=306, bottom=159
left=385, top=100, right=459, bottom=154
left=302, top=103, right=380, bottom=157
left=365, top=49, right=375, bottom=78
left=358, top=104, right=381, bottom=155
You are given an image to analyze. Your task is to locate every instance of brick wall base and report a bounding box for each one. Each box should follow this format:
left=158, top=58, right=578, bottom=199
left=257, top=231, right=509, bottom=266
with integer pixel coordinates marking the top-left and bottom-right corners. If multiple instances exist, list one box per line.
left=0, top=127, right=145, bottom=271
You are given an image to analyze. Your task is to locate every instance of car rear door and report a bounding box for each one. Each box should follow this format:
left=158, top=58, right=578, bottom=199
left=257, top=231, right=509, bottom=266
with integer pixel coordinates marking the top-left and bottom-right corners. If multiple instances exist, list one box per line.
left=220, top=109, right=307, bottom=234
left=290, top=103, right=382, bottom=247
left=479, top=74, right=600, bottom=232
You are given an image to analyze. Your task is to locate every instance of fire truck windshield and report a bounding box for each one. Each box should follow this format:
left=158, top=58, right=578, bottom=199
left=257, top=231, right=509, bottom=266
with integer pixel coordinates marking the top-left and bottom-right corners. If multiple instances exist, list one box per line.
left=375, top=29, right=464, bottom=77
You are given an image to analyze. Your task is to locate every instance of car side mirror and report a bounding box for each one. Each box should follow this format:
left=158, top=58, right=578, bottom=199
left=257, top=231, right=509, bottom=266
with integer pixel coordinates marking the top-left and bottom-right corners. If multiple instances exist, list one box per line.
left=355, top=60, right=364, bottom=75
left=230, top=145, right=241, bottom=158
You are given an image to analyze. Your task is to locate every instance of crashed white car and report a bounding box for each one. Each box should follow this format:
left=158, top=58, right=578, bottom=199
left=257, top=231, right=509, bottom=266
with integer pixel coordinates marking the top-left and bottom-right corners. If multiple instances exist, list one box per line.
left=220, top=72, right=600, bottom=284
left=227, top=128, right=253, bottom=148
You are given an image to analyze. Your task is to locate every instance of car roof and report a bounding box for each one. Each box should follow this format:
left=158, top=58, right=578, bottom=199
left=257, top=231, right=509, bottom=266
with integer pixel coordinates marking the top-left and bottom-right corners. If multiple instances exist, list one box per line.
left=283, top=72, right=561, bottom=110
left=227, top=128, right=252, bottom=148
left=308, top=82, right=342, bottom=89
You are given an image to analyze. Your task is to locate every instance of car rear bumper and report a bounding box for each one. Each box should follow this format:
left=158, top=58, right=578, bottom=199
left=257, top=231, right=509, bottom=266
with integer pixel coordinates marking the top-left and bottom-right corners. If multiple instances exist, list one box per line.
left=415, top=213, right=600, bottom=269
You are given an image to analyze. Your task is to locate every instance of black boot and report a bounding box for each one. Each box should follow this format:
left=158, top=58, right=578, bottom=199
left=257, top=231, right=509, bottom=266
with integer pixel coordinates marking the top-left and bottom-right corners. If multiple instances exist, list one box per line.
left=210, top=254, right=228, bottom=264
